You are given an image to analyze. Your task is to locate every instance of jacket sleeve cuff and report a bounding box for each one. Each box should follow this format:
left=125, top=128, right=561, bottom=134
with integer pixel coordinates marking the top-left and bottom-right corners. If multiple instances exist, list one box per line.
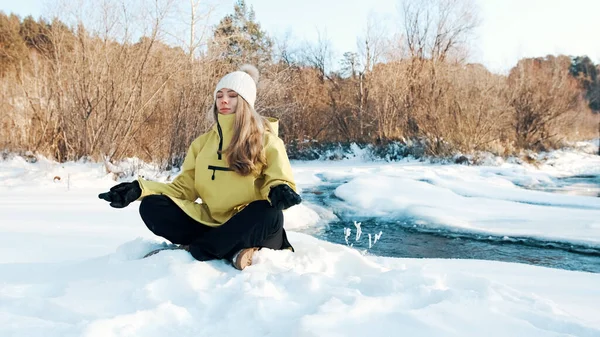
left=136, top=177, right=155, bottom=200
left=261, top=181, right=296, bottom=204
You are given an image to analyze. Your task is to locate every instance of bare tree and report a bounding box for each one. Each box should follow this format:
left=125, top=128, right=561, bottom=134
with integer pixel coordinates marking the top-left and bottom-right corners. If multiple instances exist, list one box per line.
left=159, top=0, right=217, bottom=62
left=302, top=29, right=332, bottom=83
left=273, top=30, right=300, bottom=67
left=401, top=0, right=479, bottom=62
left=351, top=15, right=391, bottom=140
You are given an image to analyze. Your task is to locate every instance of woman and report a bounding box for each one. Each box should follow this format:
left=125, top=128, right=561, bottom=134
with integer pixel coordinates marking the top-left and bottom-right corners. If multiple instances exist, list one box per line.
left=98, top=65, right=301, bottom=270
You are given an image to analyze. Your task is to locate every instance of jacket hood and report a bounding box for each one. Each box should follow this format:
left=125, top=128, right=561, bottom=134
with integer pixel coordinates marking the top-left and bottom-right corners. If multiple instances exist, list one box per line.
left=265, top=117, right=279, bottom=136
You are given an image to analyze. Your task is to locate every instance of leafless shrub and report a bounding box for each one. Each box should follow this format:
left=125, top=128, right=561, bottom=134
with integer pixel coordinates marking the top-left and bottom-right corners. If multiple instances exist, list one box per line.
left=508, top=55, right=583, bottom=150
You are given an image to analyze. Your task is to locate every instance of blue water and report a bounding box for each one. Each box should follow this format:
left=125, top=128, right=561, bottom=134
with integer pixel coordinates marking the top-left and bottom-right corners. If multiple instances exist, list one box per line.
left=526, top=174, right=600, bottom=197
left=299, top=174, right=600, bottom=273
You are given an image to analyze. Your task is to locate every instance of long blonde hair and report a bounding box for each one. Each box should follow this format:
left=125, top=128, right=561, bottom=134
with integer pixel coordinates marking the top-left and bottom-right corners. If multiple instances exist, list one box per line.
left=213, top=97, right=271, bottom=176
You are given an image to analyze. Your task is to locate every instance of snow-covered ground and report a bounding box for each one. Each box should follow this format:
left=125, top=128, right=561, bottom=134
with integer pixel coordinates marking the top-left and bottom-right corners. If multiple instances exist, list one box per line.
left=1, top=142, right=599, bottom=336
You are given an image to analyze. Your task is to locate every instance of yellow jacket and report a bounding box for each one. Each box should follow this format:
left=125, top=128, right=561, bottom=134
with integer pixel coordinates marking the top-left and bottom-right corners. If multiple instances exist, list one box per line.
left=137, top=113, right=297, bottom=226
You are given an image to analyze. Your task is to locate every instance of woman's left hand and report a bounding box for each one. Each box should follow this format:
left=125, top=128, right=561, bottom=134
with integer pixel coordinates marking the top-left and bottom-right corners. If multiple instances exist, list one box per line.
left=269, top=184, right=302, bottom=210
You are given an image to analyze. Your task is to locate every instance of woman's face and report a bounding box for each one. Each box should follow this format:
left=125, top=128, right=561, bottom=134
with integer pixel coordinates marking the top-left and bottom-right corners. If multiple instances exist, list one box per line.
left=216, top=88, right=239, bottom=115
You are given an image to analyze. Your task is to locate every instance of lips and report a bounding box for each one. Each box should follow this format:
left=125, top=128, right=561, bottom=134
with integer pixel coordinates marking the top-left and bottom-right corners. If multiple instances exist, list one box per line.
left=220, top=108, right=230, bottom=112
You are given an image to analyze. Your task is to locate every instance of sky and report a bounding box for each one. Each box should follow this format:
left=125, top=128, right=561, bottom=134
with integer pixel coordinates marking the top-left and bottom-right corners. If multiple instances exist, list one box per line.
left=1, top=141, right=600, bottom=336
left=1, top=0, right=599, bottom=73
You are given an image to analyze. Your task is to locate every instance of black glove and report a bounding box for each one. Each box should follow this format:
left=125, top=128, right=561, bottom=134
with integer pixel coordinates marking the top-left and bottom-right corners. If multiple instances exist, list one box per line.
left=98, top=181, right=142, bottom=208
left=269, top=184, right=302, bottom=210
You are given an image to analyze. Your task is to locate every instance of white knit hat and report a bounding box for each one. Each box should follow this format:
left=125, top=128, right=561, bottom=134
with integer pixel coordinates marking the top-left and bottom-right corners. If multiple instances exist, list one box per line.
left=214, top=64, right=260, bottom=109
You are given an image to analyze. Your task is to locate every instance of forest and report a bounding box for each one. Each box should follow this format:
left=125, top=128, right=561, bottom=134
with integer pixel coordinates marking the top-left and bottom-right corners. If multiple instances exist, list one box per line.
left=1, top=0, right=598, bottom=168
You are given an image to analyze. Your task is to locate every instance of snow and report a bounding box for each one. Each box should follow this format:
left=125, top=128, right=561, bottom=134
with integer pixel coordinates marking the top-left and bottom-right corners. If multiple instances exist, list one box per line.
left=1, top=143, right=600, bottom=336
left=334, top=166, right=600, bottom=246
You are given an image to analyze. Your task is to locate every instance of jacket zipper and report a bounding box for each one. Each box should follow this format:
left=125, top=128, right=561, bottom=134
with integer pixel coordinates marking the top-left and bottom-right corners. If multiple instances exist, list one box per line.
left=208, top=165, right=232, bottom=180
left=212, top=118, right=229, bottom=180
left=217, top=121, right=224, bottom=160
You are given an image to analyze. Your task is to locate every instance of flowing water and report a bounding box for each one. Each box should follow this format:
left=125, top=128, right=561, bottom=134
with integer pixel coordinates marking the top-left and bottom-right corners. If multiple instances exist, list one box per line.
left=299, top=174, right=600, bottom=273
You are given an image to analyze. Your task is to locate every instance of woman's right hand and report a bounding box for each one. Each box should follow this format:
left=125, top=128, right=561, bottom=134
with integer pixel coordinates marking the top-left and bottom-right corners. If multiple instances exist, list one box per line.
left=98, top=181, right=142, bottom=208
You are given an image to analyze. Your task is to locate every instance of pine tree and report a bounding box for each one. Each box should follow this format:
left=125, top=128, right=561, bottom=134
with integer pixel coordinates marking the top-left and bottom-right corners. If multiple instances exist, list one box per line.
left=209, top=0, right=272, bottom=67
left=0, top=13, right=28, bottom=75
left=19, top=16, right=52, bottom=56
left=570, top=56, right=600, bottom=112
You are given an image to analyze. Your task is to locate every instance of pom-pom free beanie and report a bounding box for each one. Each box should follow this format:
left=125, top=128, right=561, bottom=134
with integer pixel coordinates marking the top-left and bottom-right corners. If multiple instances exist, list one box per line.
left=214, top=64, right=260, bottom=109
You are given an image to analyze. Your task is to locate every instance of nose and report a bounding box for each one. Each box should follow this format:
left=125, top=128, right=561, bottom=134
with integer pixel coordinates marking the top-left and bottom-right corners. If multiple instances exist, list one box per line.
left=219, top=96, right=229, bottom=105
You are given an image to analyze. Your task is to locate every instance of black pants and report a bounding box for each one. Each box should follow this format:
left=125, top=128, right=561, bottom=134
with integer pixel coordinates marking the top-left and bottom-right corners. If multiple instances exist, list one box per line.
left=139, top=195, right=292, bottom=261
